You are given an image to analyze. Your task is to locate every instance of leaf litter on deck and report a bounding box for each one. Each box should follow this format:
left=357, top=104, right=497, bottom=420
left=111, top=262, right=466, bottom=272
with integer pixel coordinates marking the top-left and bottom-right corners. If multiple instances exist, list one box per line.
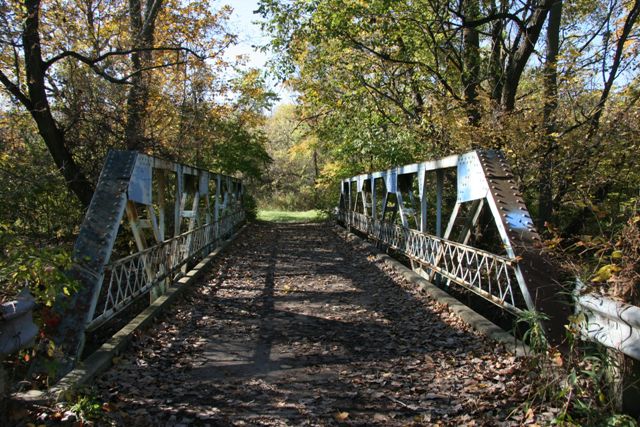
left=32, top=222, right=556, bottom=426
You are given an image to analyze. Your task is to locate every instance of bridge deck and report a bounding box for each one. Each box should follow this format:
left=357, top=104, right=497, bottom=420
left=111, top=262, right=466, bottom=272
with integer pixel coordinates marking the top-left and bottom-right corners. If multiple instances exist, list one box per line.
left=93, top=222, right=544, bottom=425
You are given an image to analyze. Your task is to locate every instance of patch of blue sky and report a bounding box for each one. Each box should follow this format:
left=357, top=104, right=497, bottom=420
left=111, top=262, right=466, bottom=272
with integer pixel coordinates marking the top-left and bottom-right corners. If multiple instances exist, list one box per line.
left=215, top=0, right=297, bottom=110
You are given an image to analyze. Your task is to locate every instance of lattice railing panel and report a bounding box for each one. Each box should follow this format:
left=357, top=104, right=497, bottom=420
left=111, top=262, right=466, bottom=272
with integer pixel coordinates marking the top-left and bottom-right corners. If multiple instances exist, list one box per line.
left=89, top=210, right=244, bottom=329
left=340, top=210, right=521, bottom=313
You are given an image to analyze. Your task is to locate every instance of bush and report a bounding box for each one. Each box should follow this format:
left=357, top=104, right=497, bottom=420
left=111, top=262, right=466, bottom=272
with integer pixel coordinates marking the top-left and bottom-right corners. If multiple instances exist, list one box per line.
left=243, top=193, right=258, bottom=221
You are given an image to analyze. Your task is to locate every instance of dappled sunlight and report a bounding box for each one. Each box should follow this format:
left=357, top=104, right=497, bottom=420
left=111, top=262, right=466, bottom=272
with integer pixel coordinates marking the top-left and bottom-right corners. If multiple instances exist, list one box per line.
left=89, top=222, right=536, bottom=425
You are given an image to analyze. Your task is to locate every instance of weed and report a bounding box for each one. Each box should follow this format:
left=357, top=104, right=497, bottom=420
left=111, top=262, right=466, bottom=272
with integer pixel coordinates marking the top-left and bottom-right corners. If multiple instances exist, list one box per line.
left=69, top=392, right=103, bottom=422
left=513, top=309, right=638, bottom=425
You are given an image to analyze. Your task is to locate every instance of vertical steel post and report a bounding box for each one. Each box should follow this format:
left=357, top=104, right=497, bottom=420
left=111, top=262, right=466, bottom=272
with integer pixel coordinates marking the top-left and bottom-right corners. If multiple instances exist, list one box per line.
left=371, top=178, right=377, bottom=220
left=420, top=183, right=428, bottom=233
left=203, top=174, right=212, bottom=229
left=157, top=170, right=166, bottom=242
left=174, top=165, right=184, bottom=237
left=182, top=176, right=201, bottom=274
left=215, top=174, right=221, bottom=239
left=436, top=170, right=444, bottom=237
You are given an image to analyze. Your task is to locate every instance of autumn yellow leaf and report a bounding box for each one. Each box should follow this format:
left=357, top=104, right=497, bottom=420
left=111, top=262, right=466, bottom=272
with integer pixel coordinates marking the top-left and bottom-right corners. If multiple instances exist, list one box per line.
left=591, top=264, right=621, bottom=282
left=334, top=411, right=349, bottom=421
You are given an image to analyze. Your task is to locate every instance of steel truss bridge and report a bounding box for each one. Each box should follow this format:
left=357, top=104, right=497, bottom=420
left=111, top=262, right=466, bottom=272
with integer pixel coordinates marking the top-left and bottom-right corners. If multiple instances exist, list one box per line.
left=337, top=150, right=570, bottom=342
left=50, top=151, right=245, bottom=373
left=47, top=149, right=575, bottom=377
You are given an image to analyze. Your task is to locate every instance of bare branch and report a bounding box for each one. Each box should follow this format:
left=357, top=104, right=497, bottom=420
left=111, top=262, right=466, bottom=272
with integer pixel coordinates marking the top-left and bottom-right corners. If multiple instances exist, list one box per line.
left=451, top=13, right=526, bottom=33
left=0, top=69, right=32, bottom=108
left=43, top=46, right=204, bottom=70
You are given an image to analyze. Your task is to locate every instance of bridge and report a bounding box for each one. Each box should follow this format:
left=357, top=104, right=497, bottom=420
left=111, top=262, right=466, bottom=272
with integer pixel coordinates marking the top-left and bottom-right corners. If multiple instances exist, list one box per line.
left=4, top=149, right=640, bottom=424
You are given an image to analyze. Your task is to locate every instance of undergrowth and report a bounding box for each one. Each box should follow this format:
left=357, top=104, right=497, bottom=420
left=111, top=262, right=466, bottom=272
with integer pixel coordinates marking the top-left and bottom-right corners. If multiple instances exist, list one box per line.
left=514, top=311, right=638, bottom=426
left=256, top=209, right=329, bottom=223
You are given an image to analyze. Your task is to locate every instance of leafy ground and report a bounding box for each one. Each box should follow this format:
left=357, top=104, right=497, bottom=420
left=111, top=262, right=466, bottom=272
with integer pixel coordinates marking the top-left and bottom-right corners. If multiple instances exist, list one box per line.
left=19, top=222, right=558, bottom=426
left=257, top=210, right=328, bottom=223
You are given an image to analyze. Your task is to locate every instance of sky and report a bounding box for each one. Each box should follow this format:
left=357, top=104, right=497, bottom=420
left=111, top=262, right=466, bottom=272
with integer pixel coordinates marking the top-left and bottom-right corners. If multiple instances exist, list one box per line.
left=220, top=0, right=297, bottom=108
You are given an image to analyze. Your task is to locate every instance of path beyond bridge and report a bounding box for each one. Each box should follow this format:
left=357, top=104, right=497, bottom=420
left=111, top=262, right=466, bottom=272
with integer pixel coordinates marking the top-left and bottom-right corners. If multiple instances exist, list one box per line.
left=88, top=221, right=551, bottom=426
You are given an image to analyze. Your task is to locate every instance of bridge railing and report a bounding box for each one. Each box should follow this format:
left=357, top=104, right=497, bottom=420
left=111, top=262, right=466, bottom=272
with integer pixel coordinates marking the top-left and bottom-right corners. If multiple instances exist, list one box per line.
left=339, top=210, right=521, bottom=312
left=90, top=209, right=244, bottom=330
left=50, top=151, right=245, bottom=372
left=337, top=150, right=571, bottom=343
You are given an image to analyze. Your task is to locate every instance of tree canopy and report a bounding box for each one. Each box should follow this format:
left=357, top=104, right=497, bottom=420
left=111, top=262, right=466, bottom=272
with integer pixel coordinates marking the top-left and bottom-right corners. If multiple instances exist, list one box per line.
left=0, top=0, right=274, bottom=303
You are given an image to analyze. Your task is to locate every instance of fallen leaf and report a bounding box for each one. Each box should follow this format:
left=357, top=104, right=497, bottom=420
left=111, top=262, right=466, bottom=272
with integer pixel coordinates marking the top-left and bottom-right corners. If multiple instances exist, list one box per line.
left=334, top=411, right=349, bottom=421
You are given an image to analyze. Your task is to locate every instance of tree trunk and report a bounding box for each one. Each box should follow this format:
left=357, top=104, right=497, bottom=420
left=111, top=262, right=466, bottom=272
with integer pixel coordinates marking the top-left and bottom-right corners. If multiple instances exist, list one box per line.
left=488, top=0, right=506, bottom=105
left=125, top=0, right=163, bottom=151
left=462, top=0, right=481, bottom=127
left=500, top=0, right=554, bottom=112
left=22, top=0, right=94, bottom=207
left=537, top=0, right=562, bottom=230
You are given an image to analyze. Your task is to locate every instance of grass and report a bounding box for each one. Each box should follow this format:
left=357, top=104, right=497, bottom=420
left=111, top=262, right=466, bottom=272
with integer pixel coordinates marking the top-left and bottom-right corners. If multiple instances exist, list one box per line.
left=257, top=209, right=329, bottom=223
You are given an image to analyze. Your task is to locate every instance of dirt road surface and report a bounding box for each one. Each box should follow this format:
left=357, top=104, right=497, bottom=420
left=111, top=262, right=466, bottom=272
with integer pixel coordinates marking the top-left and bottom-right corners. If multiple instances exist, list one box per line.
left=90, top=222, right=546, bottom=426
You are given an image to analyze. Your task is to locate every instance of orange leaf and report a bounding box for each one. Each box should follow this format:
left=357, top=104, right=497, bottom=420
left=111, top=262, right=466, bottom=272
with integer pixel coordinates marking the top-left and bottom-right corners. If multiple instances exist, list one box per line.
left=334, top=411, right=349, bottom=421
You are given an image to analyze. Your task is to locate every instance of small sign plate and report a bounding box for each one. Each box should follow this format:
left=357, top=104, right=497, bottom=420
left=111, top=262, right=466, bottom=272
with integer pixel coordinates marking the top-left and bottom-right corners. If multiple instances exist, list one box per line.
left=385, top=169, right=397, bottom=193
left=199, top=172, right=209, bottom=196
left=128, top=156, right=152, bottom=205
left=457, top=152, right=488, bottom=202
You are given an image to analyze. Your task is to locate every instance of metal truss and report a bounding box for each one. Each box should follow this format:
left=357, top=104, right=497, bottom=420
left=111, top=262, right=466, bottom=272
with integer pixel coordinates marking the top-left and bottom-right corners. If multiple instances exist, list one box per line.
left=339, top=150, right=570, bottom=343
left=340, top=211, right=519, bottom=312
left=52, top=151, right=244, bottom=369
left=91, top=210, right=244, bottom=330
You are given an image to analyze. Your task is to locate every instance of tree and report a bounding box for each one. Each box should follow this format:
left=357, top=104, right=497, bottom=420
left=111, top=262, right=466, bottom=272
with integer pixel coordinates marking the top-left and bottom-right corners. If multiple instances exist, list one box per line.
left=125, top=0, right=164, bottom=151
left=260, top=0, right=640, bottom=240
left=0, top=0, right=232, bottom=206
left=537, top=0, right=563, bottom=228
left=0, top=0, right=94, bottom=206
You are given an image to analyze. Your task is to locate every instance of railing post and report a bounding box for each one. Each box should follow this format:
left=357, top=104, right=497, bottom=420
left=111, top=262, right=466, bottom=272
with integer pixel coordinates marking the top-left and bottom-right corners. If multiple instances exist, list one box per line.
left=436, top=170, right=443, bottom=237
left=371, top=178, right=377, bottom=220
left=420, top=189, right=427, bottom=233
left=157, top=170, right=167, bottom=241
left=174, top=165, right=184, bottom=237
left=215, top=174, right=221, bottom=240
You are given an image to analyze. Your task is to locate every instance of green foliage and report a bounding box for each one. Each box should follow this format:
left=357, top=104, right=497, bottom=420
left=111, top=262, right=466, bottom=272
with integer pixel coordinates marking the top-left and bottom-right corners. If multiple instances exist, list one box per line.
left=540, top=204, right=640, bottom=305
left=0, top=115, right=85, bottom=238
left=257, top=210, right=328, bottom=223
left=0, top=225, right=77, bottom=306
left=68, top=393, right=103, bottom=422
left=243, top=193, right=259, bottom=222
left=514, top=310, right=638, bottom=425
left=515, top=309, right=549, bottom=354
left=171, top=69, right=275, bottom=179
left=603, top=414, right=639, bottom=427
left=257, top=0, right=640, bottom=289
left=0, top=123, right=82, bottom=304
left=255, top=104, right=324, bottom=210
